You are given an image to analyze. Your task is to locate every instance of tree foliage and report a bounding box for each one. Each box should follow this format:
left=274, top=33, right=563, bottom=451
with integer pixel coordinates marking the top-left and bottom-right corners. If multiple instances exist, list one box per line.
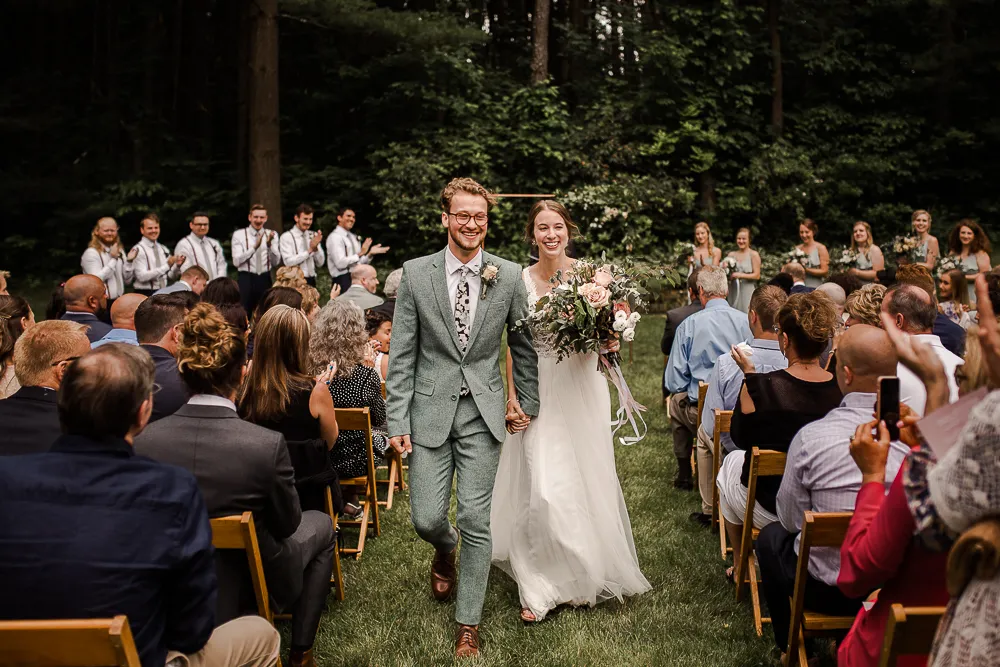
left=2, top=0, right=999, bottom=278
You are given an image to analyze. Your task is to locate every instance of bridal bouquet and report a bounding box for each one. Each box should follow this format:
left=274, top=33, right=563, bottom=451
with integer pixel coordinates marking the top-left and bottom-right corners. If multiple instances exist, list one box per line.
left=935, top=254, right=960, bottom=279
left=832, top=246, right=858, bottom=270
left=519, top=259, right=647, bottom=444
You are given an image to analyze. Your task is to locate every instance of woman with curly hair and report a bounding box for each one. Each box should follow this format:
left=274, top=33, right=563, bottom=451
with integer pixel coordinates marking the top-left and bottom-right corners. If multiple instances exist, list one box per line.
left=0, top=295, right=35, bottom=399
left=716, top=291, right=844, bottom=578
left=309, top=299, right=389, bottom=517
left=845, top=283, right=888, bottom=328
left=948, top=219, right=993, bottom=305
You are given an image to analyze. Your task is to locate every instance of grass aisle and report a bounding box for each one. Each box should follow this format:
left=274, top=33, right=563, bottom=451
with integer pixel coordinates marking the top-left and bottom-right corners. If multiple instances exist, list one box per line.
left=309, top=316, right=777, bottom=666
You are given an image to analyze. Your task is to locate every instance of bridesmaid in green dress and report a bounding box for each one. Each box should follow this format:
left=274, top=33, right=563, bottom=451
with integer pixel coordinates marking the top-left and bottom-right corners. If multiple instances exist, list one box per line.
left=726, top=228, right=760, bottom=313
left=689, top=221, right=722, bottom=269
left=847, top=221, right=885, bottom=285
left=947, top=219, right=992, bottom=305
left=796, top=219, right=829, bottom=288
left=911, top=209, right=940, bottom=271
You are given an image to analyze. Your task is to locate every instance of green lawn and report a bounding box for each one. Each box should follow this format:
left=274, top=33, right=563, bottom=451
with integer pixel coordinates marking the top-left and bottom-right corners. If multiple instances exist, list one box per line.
left=303, top=315, right=788, bottom=666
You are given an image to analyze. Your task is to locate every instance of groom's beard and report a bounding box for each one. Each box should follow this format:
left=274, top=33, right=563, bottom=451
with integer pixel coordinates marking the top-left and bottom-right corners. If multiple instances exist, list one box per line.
left=448, top=226, right=486, bottom=253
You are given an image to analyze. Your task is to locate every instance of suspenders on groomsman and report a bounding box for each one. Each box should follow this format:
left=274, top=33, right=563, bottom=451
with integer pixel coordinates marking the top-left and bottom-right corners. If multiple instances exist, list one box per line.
left=175, top=233, right=227, bottom=280
left=279, top=205, right=325, bottom=287
left=81, top=244, right=133, bottom=300
left=130, top=237, right=179, bottom=295
left=231, top=205, right=281, bottom=317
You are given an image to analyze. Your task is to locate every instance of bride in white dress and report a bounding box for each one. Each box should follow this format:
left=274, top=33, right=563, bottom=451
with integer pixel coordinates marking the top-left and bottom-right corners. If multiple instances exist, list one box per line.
left=491, top=200, right=651, bottom=622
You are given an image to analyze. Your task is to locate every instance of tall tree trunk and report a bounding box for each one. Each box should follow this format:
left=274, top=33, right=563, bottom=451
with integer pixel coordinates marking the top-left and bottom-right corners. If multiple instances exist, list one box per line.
left=699, top=170, right=717, bottom=216
left=769, top=0, right=783, bottom=136
left=236, top=0, right=250, bottom=188
left=248, top=0, right=282, bottom=231
left=530, top=0, right=551, bottom=84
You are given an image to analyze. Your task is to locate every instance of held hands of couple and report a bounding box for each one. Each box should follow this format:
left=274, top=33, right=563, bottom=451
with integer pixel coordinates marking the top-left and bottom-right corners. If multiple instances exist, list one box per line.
left=505, top=398, right=531, bottom=434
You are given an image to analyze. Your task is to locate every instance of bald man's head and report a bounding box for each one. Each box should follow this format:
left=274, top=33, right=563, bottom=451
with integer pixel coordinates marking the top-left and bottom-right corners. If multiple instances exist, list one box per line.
left=110, top=293, right=147, bottom=330
left=836, top=324, right=897, bottom=394
left=63, top=274, right=108, bottom=316
left=883, top=284, right=936, bottom=334
left=783, top=262, right=806, bottom=282
left=351, top=264, right=379, bottom=293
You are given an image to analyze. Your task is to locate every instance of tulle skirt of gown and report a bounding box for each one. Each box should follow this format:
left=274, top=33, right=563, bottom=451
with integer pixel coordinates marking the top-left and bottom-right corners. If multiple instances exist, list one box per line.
left=490, top=352, right=651, bottom=620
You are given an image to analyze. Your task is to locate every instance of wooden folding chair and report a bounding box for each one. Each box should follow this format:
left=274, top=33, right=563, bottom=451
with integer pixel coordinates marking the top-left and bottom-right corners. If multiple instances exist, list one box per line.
left=878, top=604, right=946, bottom=667
left=324, top=487, right=346, bottom=601
left=0, top=616, right=141, bottom=667
left=784, top=511, right=856, bottom=667
left=374, top=382, right=406, bottom=510
left=711, top=408, right=734, bottom=561
left=735, top=448, right=787, bottom=636
left=209, top=513, right=273, bottom=624
left=692, top=381, right=709, bottom=477
left=336, top=407, right=381, bottom=559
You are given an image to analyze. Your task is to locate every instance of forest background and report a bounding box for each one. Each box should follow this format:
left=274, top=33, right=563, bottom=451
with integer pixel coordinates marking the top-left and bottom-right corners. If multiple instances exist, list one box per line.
left=3, top=0, right=998, bottom=283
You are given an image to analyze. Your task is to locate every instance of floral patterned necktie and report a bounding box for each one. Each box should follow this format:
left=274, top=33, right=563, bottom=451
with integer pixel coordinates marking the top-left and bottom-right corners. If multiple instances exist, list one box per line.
left=454, top=267, right=472, bottom=352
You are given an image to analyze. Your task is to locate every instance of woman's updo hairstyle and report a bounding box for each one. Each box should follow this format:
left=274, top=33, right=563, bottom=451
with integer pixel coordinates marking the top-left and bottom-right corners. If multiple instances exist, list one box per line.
left=176, top=303, right=246, bottom=396
left=800, top=218, right=819, bottom=235
left=524, top=200, right=580, bottom=243
left=777, top=291, right=838, bottom=360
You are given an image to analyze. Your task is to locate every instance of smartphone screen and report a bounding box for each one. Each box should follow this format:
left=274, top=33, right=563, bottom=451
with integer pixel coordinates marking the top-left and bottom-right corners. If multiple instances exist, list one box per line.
left=877, top=376, right=901, bottom=441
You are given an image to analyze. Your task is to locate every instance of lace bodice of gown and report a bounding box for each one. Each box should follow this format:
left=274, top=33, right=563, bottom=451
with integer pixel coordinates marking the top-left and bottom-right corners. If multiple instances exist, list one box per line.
left=523, top=268, right=560, bottom=358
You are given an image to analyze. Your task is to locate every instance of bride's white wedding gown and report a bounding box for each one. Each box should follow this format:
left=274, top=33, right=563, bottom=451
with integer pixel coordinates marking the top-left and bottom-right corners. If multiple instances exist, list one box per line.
left=490, top=268, right=651, bottom=620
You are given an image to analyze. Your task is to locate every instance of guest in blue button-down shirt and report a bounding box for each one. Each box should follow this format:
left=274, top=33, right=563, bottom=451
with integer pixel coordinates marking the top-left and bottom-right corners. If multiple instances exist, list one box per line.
left=91, top=293, right=146, bottom=348
left=692, top=285, right=789, bottom=521
left=665, top=266, right=751, bottom=490
left=0, top=344, right=279, bottom=667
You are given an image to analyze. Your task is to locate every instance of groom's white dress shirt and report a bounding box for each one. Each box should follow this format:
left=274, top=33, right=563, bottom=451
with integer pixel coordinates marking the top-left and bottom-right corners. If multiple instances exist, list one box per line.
left=445, top=247, right=482, bottom=325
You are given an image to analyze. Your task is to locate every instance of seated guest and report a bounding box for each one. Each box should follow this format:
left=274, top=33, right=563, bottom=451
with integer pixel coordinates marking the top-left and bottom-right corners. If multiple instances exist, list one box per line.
left=661, top=269, right=703, bottom=401
left=938, top=268, right=974, bottom=329
left=370, top=267, right=403, bottom=320
left=274, top=266, right=308, bottom=290
left=153, top=265, right=210, bottom=296
left=717, top=292, right=843, bottom=570
left=59, top=274, right=112, bottom=342
left=692, top=286, right=788, bottom=526
left=0, top=344, right=280, bottom=667
left=238, top=305, right=340, bottom=513
left=783, top=262, right=814, bottom=294
left=248, top=286, right=303, bottom=357
left=135, top=304, right=335, bottom=667
left=815, top=282, right=846, bottom=320
left=0, top=295, right=34, bottom=399
left=91, top=293, right=146, bottom=348
left=896, top=264, right=966, bottom=357
left=45, top=281, right=68, bottom=320
left=756, top=324, right=910, bottom=656
left=135, top=294, right=192, bottom=422
left=828, top=271, right=863, bottom=299
left=219, top=302, right=250, bottom=335
left=665, top=266, right=751, bottom=490
left=882, top=284, right=963, bottom=415
left=0, top=320, right=90, bottom=455
left=336, top=264, right=385, bottom=310
left=202, top=276, right=243, bottom=306
left=300, top=285, right=321, bottom=323
left=845, top=283, right=887, bottom=327
left=768, top=272, right=794, bottom=295
left=366, top=308, right=392, bottom=382
left=309, top=299, right=390, bottom=517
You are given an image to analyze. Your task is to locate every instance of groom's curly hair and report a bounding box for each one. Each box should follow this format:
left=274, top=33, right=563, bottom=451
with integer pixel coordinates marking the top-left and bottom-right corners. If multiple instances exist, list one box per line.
left=440, top=177, right=496, bottom=212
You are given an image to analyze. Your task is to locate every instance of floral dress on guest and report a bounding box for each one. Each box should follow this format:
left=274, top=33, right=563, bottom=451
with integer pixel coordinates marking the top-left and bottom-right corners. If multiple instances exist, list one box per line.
left=940, top=301, right=974, bottom=330
left=326, top=364, right=390, bottom=479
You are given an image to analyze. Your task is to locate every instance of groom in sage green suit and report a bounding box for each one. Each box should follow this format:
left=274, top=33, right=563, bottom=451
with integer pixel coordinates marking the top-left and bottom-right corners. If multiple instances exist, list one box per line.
left=386, top=178, right=539, bottom=658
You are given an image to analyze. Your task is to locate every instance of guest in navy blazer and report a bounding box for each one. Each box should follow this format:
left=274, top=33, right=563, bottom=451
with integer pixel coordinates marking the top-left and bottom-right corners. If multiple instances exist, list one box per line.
left=58, top=274, right=112, bottom=342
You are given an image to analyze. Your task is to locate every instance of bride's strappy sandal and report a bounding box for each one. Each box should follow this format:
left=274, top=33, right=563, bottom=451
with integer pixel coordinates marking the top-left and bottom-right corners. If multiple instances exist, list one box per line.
left=520, top=608, right=538, bottom=623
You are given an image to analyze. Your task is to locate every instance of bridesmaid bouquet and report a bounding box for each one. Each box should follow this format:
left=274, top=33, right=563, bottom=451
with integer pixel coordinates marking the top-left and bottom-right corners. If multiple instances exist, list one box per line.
left=785, top=247, right=809, bottom=265
left=832, top=246, right=858, bottom=270
left=519, top=259, right=648, bottom=444
left=721, top=256, right=739, bottom=277
left=892, top=234, right=920, bottom=258
left=935, top=255, right=960, bottom=279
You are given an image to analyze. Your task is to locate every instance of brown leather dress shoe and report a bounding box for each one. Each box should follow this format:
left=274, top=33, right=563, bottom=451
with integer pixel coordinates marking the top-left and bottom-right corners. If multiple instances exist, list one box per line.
left=289, top=648, right=316, bottom=667
left=431, top=547, right=457, bottom=601
left=455, top=624, right=480, bottom=658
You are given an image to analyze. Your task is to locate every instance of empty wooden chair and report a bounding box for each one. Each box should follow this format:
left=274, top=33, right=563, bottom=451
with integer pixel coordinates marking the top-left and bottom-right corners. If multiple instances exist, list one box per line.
left=336, top=407, right=381, bottom=559
left=878, top=604, right=946, bottom=667
left=209, top=513, right=273, bottom=624
left=734, top=447, right=787, bottom=636
left=711, top=408, right=734, bottom=561
left=0, top=615, right=140, bottom=667
left=784, top=511, right=856, bottom=667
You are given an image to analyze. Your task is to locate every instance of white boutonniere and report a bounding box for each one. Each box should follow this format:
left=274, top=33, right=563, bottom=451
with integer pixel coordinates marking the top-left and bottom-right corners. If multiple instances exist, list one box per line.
left=480, top=262, right=500, bottom=299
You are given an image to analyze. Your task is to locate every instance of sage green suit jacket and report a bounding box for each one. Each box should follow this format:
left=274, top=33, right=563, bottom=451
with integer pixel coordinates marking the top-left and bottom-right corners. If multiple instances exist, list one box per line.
left=386, top=249, right=539, bottom=447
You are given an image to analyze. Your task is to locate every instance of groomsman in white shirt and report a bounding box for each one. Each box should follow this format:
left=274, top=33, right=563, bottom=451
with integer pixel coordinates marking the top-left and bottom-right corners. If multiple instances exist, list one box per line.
left=231, top=203, right=281, bottom=316
left=81, top=216, right=135, bottom=306
left=130, top=213, right=183, bottom=296
left=280, top=204, right=326, bottom=287
left=326, top=207, right=389, bottom=294
left=174, top=212, right=228, bottom=281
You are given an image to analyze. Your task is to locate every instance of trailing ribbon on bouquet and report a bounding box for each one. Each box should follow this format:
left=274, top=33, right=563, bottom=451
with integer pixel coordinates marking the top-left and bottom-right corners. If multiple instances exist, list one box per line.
left=599, top=354, right=647, bottom=446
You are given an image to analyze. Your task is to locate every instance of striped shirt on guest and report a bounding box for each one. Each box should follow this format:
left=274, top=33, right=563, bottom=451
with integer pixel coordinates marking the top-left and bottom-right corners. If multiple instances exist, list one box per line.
left=775, top=392, right=910, bottom=586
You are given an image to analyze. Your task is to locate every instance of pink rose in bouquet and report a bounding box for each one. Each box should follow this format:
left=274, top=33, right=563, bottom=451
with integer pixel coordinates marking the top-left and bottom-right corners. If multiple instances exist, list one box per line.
left=593, top=267, right=614, bottom=287
left=579, top=282, right=611, bottom=309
